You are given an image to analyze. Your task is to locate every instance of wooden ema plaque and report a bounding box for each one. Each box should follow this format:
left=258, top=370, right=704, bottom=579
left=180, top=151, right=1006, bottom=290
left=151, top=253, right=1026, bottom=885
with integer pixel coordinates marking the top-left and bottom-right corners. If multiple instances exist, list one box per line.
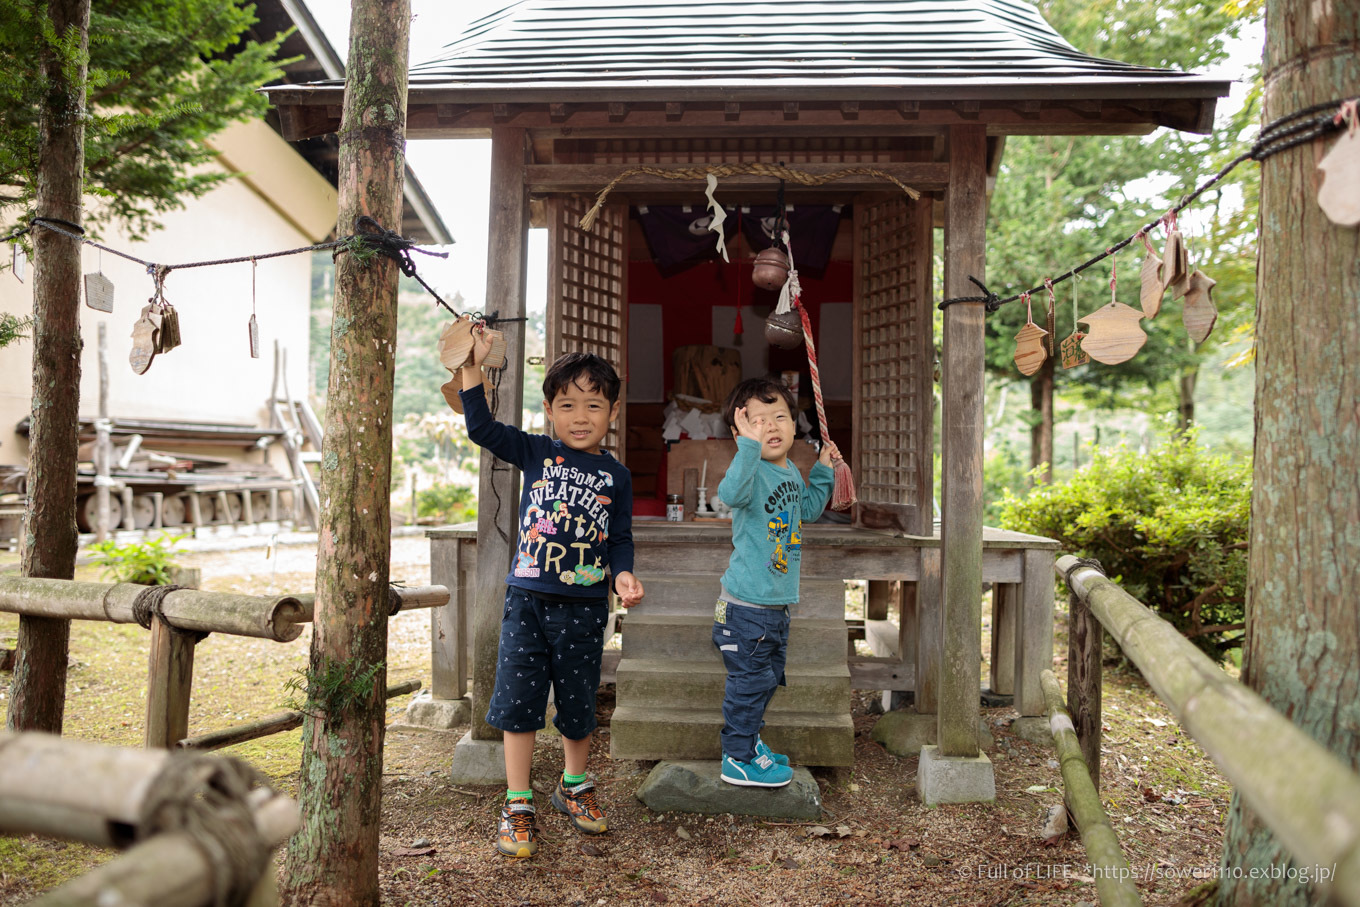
left=1079, top=301, right=1146, bottom=365
left=1060, top=331, right=1089, bottom=369
left=1163, top=229, right=1190, bottom=299
left=84, top=272, right=114, bottom=313
left=1139, top=248, right=1165, bottom=318
left=1181, top=269, right=1218, bottom=344
left=1318, top=124, right=1360, bottom=227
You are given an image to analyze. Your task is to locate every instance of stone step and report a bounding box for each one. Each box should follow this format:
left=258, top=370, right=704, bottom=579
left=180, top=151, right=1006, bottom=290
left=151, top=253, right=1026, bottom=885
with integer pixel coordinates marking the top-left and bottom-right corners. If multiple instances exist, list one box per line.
left=637, top=574, right=848, bottom=620
left=609, top=705, right=854, bottom=766
left=615, top=658, right=849, bottom=714
left=620, top=613, right=848, bottom=662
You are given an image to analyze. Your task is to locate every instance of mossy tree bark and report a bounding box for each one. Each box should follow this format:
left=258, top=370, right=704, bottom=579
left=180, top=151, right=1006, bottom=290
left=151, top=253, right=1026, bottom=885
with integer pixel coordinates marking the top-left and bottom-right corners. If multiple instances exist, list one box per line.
left=1216, top=2, right=1360, bottom=902
left=8, top=0, right=90, bottom=736
left=279, top=0, right=409, bottom=902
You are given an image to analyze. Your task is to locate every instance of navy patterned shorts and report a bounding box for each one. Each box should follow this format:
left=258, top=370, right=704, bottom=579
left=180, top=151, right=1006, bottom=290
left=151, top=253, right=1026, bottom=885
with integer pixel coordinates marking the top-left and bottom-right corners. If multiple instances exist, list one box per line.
left=484, top=586, right=609, bottom=740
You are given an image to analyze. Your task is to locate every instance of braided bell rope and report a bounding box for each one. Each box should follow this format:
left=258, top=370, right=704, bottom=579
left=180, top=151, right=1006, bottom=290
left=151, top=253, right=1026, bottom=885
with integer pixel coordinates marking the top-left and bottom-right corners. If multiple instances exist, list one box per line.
left=578, top=162, right=921, bottom=230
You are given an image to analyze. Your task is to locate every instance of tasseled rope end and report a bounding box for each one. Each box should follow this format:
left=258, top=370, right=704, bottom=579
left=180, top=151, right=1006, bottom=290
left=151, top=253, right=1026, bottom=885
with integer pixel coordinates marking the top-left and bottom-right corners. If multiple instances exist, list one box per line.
left=831, top=457, right=857, bottom=511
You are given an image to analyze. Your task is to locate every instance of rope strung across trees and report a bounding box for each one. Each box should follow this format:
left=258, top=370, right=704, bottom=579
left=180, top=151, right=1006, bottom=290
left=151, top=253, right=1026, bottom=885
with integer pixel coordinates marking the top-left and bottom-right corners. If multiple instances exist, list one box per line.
left=1, top=215, right=529, bottom=327
left=938, top=96, right=1360, bottom=312
left=577, top=161, right=922, bottom=230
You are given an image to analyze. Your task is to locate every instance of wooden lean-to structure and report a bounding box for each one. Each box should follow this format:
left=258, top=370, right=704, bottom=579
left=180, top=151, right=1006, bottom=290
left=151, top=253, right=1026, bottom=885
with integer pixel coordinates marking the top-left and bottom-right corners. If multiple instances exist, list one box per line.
left=267, top=0, right=1228, bottom=781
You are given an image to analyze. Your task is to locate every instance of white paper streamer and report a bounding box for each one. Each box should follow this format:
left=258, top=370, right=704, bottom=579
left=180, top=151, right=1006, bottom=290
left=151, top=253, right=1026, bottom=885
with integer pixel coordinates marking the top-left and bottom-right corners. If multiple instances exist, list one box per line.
left=705, top=173, right=729, bottom=262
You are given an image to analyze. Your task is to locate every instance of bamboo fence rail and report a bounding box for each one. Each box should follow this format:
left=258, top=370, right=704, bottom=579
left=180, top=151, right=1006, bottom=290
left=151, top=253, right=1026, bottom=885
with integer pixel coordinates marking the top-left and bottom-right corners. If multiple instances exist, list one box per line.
left=1, top=731, right=298, bottom=907
left=178, top=679, right=422, bottom=750
left=1057, top=555, right=1360, bottom=907
left=1040, top=670, right=1141, bottom=907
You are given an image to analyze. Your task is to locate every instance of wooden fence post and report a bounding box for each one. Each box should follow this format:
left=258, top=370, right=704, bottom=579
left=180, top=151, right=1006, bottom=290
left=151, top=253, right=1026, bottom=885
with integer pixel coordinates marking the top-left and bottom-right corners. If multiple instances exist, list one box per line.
left=143, top=624, right=198, bottom=750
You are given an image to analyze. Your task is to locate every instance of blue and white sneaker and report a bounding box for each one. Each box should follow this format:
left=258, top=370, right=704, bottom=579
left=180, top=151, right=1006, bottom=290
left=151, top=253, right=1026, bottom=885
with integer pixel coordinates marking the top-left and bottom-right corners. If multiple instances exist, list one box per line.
left=755, top=736, right=789, bottom=767
left=722, top=752, right=794, bottom=788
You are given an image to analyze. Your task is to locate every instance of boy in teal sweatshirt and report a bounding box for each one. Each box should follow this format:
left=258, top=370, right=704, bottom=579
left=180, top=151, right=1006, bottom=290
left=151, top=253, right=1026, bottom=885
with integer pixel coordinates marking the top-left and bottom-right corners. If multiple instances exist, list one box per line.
left=713, top=377, right=838, bottom=787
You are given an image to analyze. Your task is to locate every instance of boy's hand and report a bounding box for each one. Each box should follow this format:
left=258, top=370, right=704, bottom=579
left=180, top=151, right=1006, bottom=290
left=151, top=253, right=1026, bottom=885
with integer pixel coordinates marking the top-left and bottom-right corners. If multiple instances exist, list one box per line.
left=468, top=322, right=495, bottom=367
left=732, top=406, right=765, bottom=444
left=615, top=571, right=644, bottom=608
left=460, top=320, right=494, bottom=390
left=819, top=440, right=842, bottom=467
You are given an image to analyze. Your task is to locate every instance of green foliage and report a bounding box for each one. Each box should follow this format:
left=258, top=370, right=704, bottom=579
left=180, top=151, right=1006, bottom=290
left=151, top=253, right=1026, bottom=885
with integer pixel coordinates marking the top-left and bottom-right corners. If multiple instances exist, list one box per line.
left=0, top=312, right=34, bottom=349
left=283, top=656, right=385, bottom=718
left=85, top=531, right=187, bottom=585
left=983, top=440, right=1030, bottom=524
left=999, top=428, right=1249, bottom=658
left=416, top=483, right=476, bottom=524
left=983, top=0, right=1262, bottom=458
left=0, top=0, right=292, bottom=240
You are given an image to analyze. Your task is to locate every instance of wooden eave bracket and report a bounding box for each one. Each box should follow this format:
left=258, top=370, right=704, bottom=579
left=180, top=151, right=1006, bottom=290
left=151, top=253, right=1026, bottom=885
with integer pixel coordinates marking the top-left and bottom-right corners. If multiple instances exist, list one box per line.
left=549, top=102, right=575, bottom=122
left=783, top=101, right=800, bottom=120
left=898, top=100, right=920, bottom=119
left=277, top=104, right=340, bottom=141
left=493, top=102, right=516, bottom=122
left=724, top=101, right=741, bottom=121
left=957, top=100, right=981, bottom=120
left=608, top=101, right=629, bottom=122
left=840, top=100, right=860, bottom=120
left=665, top=101, right=684, bottom=121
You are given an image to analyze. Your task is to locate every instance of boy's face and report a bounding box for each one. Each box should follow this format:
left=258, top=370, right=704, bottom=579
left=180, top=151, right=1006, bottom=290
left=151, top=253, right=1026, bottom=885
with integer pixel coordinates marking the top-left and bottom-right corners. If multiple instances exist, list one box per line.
left=544, top=377, right=620, bottom=455
left=735, top=395, right=795, bottom=466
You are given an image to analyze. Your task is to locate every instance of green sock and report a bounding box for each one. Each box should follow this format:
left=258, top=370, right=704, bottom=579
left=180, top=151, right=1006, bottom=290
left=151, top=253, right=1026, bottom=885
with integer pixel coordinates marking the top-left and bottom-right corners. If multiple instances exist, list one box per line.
left=562, top=771, right=587, bottom=786
left=506, top=789, right=533, bottom=802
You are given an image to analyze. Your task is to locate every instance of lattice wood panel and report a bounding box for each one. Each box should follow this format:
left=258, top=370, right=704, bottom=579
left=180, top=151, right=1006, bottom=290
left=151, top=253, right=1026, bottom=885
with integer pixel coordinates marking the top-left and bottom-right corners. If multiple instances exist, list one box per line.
left=852, top=196, right=933, bottom=530
left=546, top=195, right=628, bottom=460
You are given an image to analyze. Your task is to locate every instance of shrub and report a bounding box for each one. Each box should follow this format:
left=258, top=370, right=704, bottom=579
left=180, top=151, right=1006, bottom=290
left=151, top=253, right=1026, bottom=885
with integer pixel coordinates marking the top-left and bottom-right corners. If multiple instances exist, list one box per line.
left=86, top=532, right=188, bottom=585
left=998, top=429, right=1249, bottom=659
left=416, top=483, right=476, bottom=524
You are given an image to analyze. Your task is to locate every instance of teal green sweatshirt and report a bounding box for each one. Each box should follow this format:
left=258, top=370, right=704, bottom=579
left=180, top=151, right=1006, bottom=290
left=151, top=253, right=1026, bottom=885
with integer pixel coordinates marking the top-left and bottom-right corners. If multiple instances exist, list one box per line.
left=718, top=436, right=835, bottom=605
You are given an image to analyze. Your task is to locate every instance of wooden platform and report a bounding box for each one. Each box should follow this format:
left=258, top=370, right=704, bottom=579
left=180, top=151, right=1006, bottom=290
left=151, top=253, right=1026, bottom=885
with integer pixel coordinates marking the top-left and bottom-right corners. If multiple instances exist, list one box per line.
left=426, top=521, right=1058, bottom=766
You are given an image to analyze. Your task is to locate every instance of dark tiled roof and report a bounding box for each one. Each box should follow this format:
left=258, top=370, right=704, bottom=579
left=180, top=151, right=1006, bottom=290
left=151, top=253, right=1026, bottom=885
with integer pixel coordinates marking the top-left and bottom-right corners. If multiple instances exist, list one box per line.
left=401, top=0, right=1221, bottom=97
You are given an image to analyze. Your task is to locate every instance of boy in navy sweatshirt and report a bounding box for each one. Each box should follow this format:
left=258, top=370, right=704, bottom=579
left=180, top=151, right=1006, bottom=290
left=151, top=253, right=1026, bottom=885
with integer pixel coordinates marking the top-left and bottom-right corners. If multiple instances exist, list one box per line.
left=713, top=377, right=837, bottom=788
left=459, top=331, right=643, bottom=858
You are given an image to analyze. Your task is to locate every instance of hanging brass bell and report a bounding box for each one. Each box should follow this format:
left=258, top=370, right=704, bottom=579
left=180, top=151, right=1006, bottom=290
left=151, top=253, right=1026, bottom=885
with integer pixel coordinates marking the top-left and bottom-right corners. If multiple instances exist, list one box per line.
left=751, top=247, right=790, bottom=291
left=764, top=309, right=804, bottom=349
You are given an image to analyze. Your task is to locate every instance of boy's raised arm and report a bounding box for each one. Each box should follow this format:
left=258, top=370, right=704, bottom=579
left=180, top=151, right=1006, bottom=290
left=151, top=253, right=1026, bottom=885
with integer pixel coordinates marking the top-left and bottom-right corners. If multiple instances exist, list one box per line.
left=719, top=435, right=762, bottom=508
left=458, top=333, right=538, bottom=468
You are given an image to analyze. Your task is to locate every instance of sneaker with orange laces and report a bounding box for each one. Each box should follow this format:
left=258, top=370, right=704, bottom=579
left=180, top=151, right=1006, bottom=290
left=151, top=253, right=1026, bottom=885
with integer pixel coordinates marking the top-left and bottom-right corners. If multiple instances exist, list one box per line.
left=551, top=777, right=607, bottom=835
left=496, top=797, right=538, bottom=858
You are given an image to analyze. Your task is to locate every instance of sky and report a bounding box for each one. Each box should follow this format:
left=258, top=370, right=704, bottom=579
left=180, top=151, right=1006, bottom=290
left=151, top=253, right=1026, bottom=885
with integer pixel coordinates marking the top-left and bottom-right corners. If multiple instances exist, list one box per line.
left=301, top=0, right=1263, bottom=314
left=306, top=0, right=545, bottom=315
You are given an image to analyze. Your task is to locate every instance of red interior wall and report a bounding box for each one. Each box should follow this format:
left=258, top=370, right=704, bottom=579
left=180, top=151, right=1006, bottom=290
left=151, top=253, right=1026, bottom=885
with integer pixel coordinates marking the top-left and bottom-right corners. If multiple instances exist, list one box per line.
left=629, top=258, right=854, bottom=393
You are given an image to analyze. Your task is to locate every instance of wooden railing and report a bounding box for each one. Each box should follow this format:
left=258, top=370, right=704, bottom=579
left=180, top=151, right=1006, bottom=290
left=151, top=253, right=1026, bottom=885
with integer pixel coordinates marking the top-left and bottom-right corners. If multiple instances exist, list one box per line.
left=1055, top=555, right=1360, bottom=907
left=1, top=731, right=298, bottom=907
left=0, top=576, right=448, bottom=749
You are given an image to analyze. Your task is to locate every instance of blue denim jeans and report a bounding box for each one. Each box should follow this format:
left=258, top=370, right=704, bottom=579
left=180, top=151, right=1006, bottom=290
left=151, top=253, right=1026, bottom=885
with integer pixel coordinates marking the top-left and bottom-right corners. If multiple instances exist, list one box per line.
left=712, top=599, right=790, bottom=763
left=485, top=586, right=609, bottom=739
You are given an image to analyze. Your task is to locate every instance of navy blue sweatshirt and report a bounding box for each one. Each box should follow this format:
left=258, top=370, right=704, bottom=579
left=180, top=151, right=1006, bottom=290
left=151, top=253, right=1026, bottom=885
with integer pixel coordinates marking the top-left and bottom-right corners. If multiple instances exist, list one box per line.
left=460, top=383, right=634, bottom=599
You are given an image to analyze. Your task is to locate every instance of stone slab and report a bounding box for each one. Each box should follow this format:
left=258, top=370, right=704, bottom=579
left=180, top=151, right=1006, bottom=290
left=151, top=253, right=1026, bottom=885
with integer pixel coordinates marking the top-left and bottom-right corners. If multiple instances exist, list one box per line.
left=916, top=745, right=996, bottom=806
left=1009, top=716, right=1055, bottom=748
left=870, top=710, right=994, bottom=755
left=636, top=760, right=822, bottom=820
left=400, top=691, right=470, bottom=730
left=449, top=730, right=506, bottom=786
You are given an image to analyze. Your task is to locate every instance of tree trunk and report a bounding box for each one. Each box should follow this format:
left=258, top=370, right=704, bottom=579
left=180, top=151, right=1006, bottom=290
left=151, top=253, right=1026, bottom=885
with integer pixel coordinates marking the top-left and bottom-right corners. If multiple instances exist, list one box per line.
left=8, top=0, right=90, bottom=736
left=279, top=0, right=409, bottom=902
left=1029, top=355, right=1054, bottom=484
left=1177, top=365, right=1197, bottom=434
left=1215, top=2, right=1360, bottom=903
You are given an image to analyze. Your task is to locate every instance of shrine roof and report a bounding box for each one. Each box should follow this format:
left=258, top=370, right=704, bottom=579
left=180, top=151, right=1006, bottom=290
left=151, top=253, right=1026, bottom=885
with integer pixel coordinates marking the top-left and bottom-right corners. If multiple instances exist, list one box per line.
left=265, top=0, right=1231, bottom=138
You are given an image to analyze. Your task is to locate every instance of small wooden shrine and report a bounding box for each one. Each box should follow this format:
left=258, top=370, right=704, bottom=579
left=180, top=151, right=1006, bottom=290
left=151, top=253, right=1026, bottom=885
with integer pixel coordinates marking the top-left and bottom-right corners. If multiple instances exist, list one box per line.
left=268, top=0, right=1228, bottom=790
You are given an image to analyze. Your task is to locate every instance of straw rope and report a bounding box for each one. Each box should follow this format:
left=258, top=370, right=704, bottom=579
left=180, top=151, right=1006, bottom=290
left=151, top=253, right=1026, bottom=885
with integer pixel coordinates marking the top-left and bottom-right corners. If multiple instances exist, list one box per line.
left=577, top=162, right=921, bottom=229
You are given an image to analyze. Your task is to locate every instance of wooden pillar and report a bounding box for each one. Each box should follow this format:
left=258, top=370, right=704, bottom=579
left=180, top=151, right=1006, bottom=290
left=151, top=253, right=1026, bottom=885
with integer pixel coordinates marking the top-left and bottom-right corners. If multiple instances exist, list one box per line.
left=914, top=547, right=941, bottom=713
left=470, top=127, right=530, bottom=741
left=988, top=584, right=1015, bottom=696
left=430, top=537, right=467, bottom=700
left=937, top=124, right=987, bottom=758
left=1014, top=548, right=1056, bottom=716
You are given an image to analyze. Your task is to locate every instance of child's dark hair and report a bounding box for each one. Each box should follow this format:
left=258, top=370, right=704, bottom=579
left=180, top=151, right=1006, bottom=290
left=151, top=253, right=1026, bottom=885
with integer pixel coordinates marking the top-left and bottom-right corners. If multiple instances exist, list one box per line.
left=723, top=377, right=796, bottom=430
left=543, top=352, right=621, bottom=404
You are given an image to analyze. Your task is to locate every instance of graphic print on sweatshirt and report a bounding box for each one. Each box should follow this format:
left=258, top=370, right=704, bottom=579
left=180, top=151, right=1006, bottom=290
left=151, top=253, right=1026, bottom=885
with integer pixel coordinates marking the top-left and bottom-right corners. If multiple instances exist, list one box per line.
left=764, top=479, right=805, bottom=576
left=513, top=458, right=614, bottom=588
